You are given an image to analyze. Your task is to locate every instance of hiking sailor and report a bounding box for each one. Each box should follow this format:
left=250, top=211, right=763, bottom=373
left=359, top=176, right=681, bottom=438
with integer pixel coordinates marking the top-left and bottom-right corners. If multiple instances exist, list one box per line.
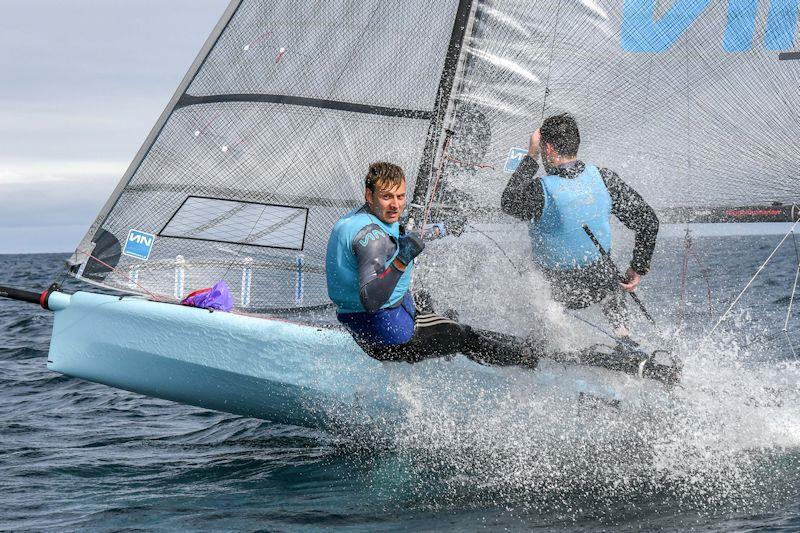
left=501, top=113, right=659, bottom=339
left=326, top=161, right=535, bottom=365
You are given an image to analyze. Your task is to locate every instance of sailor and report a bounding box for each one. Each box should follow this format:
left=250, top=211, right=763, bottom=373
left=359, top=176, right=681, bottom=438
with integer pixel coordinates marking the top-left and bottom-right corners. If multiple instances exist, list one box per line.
left=326, top=161, right=534, bottom=365
left=501, top=113, right=659, bottom=339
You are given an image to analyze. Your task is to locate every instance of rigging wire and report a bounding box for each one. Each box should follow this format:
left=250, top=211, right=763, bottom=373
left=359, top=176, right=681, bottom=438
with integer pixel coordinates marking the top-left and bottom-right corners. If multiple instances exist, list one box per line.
left=539, top=0, right=564, bottom=120
left=705, top=218, right=800, bottom=341
left=676, top=227, right=691, bottom=329
left=420, top=134, right=453, bottom=235
left=686, top=245, right=715, bottom=319
left=74, top=247, right=165, bottom=302
left=783, top=230, right=800, bottom=357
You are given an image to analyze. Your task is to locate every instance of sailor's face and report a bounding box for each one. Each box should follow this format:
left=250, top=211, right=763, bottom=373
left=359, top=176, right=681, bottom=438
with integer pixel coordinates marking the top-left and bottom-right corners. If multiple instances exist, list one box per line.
left=366, top=180, right=406, bottom=224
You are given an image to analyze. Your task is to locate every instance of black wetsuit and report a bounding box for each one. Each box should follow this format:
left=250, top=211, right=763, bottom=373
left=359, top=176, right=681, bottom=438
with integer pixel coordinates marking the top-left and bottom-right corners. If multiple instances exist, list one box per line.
left=360, top=295, right=536, bottom=366
left=501, top=157, right=659, bottom=327
left=335, top=207, right=537, bottom=366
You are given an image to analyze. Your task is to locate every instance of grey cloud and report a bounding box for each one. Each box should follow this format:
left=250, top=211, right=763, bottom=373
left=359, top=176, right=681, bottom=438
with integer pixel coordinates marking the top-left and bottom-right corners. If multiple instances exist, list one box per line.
left=0, top=0, right=230, bottom=253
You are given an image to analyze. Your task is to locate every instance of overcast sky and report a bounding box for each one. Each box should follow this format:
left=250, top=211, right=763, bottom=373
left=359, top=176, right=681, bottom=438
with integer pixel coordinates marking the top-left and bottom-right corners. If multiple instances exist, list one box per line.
left=0, top=0, right=229, bottom=253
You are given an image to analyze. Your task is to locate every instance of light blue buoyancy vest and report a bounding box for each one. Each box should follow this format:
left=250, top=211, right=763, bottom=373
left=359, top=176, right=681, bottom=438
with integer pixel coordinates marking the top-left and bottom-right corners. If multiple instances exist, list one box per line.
left=529, top=164, right=613, bottom=270
left=325, top=206, right=413, bottom=314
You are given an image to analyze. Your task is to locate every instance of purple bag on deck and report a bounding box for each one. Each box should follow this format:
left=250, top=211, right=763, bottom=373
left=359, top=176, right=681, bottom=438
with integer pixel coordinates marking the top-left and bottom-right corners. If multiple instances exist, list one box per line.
left=180, top=280, right=234, bottom=312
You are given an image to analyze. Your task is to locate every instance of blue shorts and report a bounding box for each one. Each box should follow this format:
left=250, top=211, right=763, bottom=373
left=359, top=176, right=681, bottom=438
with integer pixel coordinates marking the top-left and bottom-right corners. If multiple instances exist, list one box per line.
left=337, top=292, right=416, bottom=346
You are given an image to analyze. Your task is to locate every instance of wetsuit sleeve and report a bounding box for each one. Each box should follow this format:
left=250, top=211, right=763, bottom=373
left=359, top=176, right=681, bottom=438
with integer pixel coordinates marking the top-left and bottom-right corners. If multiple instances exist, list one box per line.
left=352, top=225, right=404, bottom=312
left=501, top=155, right=544, bottom=221
left=599, top=168, right=659, bottom=275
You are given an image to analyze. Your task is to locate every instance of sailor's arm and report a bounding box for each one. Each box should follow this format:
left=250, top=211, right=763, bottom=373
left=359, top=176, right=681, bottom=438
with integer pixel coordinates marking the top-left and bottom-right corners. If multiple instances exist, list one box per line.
left=501, top=156, right=544, bottom=221
left=599, top=168, right=659, bottom=278
left=502, top=131, right=545, bottom=221
left=354, top=226, right=423, bottom=312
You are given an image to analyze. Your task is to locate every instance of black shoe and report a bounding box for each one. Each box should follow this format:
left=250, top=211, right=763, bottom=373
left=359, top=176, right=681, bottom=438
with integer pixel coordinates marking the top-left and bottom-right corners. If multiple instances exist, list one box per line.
left=614, top=336, right=640, bottom=354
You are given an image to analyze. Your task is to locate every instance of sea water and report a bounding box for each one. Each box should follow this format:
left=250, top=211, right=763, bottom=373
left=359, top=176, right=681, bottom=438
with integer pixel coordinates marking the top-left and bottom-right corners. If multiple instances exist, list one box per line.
left=1, top=232, right=800, bottom=531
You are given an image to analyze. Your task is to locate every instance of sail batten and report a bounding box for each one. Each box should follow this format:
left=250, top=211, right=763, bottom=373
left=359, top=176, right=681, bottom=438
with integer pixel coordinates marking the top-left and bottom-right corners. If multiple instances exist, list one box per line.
left=176, top=93, right=434, bottom=119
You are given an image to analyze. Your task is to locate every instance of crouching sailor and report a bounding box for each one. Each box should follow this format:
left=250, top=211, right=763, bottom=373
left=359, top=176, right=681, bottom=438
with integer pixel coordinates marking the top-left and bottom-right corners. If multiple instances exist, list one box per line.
left=326, top=161, right=534, bottom=365
left=501, top=113, right=659, bottom=341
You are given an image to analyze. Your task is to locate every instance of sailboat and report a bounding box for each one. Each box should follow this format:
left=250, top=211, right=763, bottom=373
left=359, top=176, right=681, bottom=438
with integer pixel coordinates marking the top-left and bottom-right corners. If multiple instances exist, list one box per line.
left=1, top=0, right=798, bottom=429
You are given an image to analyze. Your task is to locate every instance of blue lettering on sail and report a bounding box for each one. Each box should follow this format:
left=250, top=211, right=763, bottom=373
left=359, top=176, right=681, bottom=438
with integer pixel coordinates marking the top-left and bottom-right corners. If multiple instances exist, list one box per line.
left=621, top=0, right=711, bottom=52
left=723, top=0, right=758, bottom=52
left=621, top=0, right=799, bottom=52
left=765, top=0, right=800, bottom=50
left=123, top=229, right=156, bottom=260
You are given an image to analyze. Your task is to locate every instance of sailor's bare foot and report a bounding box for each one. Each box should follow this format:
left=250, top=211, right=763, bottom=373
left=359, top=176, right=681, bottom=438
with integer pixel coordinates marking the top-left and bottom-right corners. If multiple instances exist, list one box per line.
left=613, top=324, right=630, bottom=338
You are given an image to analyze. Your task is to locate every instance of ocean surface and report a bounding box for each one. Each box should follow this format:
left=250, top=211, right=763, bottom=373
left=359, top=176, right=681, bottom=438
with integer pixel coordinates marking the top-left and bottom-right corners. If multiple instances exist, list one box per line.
left=2, top=232, right=800, bottom=531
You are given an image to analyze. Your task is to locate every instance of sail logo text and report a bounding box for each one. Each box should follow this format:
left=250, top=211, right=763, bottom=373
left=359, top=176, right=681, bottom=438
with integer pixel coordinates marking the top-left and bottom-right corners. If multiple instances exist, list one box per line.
left=123, top=229, right=156, bottom=261
left=504, top=148, right=528, bottom=173
left=621, top=0, right=799, bottom=52
left=358, top=229, right=387, bottom=247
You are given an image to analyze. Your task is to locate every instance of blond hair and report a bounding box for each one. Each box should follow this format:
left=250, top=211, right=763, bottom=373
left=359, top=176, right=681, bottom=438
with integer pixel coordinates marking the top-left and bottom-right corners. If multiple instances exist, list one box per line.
left=365, top=161, right=405, bottom=191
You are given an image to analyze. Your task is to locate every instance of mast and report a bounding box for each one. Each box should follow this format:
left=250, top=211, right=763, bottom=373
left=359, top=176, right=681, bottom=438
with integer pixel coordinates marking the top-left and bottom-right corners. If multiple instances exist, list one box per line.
left=408, top=0, right=480, bottom=230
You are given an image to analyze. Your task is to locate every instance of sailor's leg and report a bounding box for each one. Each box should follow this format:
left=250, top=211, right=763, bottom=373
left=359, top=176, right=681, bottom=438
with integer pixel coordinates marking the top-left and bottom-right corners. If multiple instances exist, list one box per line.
left=402, top=312, right=469, bottom=361
left=550, top=347, right=680, bottom=386
left=370, top=313, right=533, bottom=366
left=358, top=312, right=468, bottom=363
left=457, top=326, right=539, bottom=367
left=601, top=289, right=630, bottom=337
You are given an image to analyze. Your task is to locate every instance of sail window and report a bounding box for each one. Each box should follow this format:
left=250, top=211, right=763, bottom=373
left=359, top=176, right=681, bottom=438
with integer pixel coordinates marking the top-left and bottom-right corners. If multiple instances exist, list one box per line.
left=160, top=196, right=308, bottom=250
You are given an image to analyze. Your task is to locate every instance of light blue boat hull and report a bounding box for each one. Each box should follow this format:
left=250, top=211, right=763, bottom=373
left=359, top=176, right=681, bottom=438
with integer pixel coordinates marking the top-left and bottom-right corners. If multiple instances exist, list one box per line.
left=46, top=291, right=631, bottom=430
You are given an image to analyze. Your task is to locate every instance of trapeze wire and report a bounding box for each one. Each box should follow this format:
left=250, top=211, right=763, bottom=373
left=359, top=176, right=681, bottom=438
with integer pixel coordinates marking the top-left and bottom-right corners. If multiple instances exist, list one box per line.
left=705, top=218, right=800, bottom=341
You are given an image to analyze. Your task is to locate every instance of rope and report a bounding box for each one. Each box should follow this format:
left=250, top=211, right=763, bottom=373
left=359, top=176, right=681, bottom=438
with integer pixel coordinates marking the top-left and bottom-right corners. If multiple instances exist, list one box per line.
left=540, top=0, right=565, bottom=119
left=705, top=219, right=800, bottom=340
left=566, top=311, right=618, bottom=343
left=465, top=224, right=525, bottom=277
left=419, top=135, right=452, bottom=237
left=74, top=247, right=165, bottom=302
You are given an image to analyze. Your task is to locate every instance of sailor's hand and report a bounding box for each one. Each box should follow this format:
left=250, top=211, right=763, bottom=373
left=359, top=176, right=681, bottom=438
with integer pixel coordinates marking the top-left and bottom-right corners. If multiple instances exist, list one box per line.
left=528, top=128, right=541, bottom=158
left=422, top=223, right=447, bottom=240
left=619, top=267, right=641, bottom=292
left=396, top=232, right=425, bottom=265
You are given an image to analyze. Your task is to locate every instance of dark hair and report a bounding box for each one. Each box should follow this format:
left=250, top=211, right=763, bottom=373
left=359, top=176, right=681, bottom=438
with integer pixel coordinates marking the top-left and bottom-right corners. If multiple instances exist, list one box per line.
left=365, top=161, right=405, bottom=191
left=540, top=113, right=580, bottom=156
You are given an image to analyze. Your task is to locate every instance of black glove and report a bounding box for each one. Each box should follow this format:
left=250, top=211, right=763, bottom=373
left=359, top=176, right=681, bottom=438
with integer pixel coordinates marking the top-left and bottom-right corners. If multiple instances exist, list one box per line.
left=396, top=232, right=425, bottom=265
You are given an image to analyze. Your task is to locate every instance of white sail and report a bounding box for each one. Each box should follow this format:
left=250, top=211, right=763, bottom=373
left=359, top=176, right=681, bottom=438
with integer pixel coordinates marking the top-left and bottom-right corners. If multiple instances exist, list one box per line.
left=68, top=0, right=469, bottom=311
left=68, top=0, right=800, bottom=312
left=434, top=0, right=799, bottom=218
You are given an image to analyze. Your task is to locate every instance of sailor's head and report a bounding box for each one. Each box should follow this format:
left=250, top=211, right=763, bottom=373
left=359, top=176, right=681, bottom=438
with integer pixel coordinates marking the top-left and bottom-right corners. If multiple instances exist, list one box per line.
left=540, top=113, right=580, bottom=171
left=364, top=161, right=406, bottom=224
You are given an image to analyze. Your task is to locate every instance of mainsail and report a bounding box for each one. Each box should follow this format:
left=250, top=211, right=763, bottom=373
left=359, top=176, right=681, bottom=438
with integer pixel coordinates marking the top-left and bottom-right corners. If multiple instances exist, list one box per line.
left=430, top=0, right=800, bottom=220
left=68, top=0, right=473, bottom=311
left=68, top=0, right=799, bottom=313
